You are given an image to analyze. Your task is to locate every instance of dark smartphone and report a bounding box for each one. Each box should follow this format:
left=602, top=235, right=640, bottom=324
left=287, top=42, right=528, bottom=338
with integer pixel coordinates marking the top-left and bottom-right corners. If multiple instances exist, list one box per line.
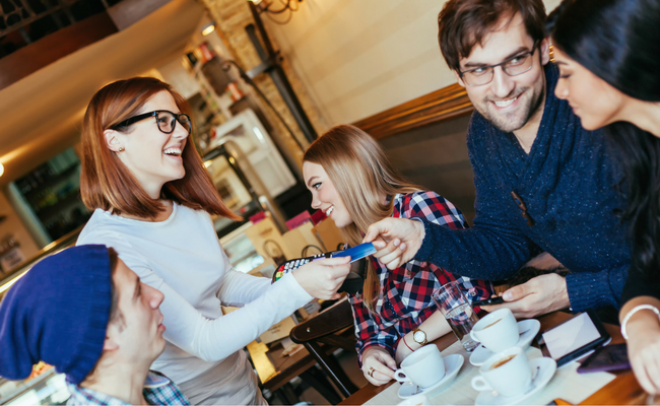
left=577, top=343, right=630, bottom=373
left=472, top=296, right=505, bottom=307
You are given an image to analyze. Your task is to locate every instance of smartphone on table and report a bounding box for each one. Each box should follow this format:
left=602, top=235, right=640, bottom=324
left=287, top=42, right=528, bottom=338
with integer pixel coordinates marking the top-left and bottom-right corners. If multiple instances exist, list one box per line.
left=472, top=296, right=506, bottom=307
left=537, top=310, right=611, bottom=367
left=577, top=343, right=630, bottom=373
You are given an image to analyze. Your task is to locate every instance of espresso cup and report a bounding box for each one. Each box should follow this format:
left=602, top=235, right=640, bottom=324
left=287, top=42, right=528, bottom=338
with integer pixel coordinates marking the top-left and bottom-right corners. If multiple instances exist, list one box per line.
left=471, top=346, right=532, bottom=398
left=470, top=308, right=519, bottom=353
left=394, top=345, right=445, bottom=389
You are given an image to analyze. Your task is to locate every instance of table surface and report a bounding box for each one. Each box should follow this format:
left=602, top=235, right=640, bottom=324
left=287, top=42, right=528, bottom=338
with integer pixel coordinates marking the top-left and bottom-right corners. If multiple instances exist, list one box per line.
left=340, top=311, right=647, bottom=406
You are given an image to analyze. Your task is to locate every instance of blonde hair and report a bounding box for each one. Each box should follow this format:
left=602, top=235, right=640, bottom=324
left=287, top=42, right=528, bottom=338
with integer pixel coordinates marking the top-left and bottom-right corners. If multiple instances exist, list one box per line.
left=303, top=125, right=419, bottom=311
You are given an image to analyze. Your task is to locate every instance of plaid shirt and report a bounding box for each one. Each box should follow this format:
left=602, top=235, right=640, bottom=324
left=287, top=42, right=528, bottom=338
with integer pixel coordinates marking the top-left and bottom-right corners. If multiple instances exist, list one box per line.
left=349, top=191, right=493, bottom=363
left=66, top=371, right=189, bottom=405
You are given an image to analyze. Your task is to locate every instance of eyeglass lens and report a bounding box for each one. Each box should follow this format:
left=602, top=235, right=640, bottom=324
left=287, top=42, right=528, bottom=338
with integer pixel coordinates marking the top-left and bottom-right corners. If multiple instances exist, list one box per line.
left=463, top=53, right=534, bottom=86
left=156, top=111, right=191, bottom=134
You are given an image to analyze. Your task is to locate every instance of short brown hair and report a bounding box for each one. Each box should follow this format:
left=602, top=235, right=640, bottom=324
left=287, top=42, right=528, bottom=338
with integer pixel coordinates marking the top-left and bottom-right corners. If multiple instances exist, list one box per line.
left=80, top=77, right=240, bottom=220
left=438, top=0, right=546, bottom=72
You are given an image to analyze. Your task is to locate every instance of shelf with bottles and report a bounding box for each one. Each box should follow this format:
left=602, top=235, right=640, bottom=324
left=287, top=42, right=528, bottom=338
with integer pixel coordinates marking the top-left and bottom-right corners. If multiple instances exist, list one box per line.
left=43, top=199, right=91, bottom=242
left=14, top=149, right=79, bottom=195
left=12, top=148, right=91, bottom=242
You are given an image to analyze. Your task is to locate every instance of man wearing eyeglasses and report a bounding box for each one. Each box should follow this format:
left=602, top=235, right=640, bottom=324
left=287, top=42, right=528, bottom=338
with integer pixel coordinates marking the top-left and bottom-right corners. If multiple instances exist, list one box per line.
left=364, top=0, right=629, bottom=322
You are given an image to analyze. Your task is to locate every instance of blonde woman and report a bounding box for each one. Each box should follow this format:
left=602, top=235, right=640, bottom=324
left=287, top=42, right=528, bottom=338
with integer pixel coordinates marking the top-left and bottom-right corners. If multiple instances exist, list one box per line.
left=302, top=125, right=493, bottom=386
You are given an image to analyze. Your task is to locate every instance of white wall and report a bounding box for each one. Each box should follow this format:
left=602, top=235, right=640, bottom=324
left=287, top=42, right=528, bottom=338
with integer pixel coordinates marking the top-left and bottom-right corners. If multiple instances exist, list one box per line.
left=264, top=0, right=562, bottom=125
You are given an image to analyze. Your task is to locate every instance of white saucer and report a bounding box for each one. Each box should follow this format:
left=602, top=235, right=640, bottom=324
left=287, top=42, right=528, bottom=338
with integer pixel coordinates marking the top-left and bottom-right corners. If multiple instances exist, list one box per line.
left=470, top=319, right=541, bottom=366
left=397, top=354, right=464, bottom=399
left=474, top=357, right=557, bottom=406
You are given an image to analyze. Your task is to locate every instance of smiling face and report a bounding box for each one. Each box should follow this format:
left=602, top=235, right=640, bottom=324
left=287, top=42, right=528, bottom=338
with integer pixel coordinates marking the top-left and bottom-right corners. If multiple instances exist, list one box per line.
left=303, top=161, right=353, bottom=228
left=104, top=259, right=166, bottom=365
left=553, top=47, right=628, bottom=131
left=104, top=90, right=189, bottom=197
left=456, top=12, right=549, bottom=134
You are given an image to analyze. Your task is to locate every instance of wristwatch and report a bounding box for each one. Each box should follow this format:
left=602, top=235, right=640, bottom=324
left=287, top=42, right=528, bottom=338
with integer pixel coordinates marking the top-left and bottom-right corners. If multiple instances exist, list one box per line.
left=412, top=328, right=428, bottom=346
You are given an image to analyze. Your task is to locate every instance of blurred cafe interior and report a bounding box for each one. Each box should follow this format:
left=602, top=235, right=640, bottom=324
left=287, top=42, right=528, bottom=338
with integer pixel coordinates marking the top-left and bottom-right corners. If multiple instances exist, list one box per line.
left=0, top=0, right=584, bottom=405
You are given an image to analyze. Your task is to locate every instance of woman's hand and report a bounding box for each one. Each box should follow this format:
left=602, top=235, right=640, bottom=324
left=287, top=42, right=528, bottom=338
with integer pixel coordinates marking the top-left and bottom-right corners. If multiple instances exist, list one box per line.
left=361, top=347, right=396, bottom=386
left=627, top=324, right=660, bottom=394
left=292, top=256, right=351, bottom=300
left=362, top=218, right=425, bottom=270
left=622, top=297, right=660, bottom=394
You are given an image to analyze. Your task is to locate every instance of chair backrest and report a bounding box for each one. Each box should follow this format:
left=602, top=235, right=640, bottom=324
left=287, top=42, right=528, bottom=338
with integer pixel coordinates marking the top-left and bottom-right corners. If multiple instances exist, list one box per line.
left=290, top=298, right=353, bottom=343
left=290, top=298, right=359, bottom=400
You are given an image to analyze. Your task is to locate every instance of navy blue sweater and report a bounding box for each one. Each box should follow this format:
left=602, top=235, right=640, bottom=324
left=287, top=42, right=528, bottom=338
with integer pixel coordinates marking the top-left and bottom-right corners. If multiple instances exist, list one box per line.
left=416, top=64, right=629, bottom=312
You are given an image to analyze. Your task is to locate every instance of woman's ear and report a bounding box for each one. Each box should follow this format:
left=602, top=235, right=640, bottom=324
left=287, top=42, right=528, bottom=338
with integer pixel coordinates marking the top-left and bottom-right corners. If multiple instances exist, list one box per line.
left=540, top=37, right=551, bottom=66
left=104, top=129, right=124, bottom=152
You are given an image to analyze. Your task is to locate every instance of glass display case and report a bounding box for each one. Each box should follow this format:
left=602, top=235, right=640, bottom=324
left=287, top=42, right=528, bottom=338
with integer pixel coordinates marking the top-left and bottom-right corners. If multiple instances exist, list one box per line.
left=0, top=364, right=69, bottom=405
left=11, top=148, right=91, bottom=243
left=219, top=222, right=264, bottom=274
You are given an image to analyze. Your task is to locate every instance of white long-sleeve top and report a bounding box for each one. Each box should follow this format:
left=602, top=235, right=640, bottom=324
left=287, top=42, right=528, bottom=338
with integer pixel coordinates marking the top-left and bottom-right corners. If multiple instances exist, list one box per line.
left=77, top=203, right=313, bottom=387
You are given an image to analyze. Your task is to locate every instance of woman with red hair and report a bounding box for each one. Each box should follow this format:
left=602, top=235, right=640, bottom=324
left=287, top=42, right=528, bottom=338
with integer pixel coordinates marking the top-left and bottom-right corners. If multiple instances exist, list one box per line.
left=76, top=77, right=350, bottom=404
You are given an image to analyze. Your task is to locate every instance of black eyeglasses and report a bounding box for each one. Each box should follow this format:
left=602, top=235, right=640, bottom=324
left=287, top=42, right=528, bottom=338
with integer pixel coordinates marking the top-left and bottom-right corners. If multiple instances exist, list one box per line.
left=111, top=110, right=192, bottom=134
left=459, top=41, right=539, bottom=86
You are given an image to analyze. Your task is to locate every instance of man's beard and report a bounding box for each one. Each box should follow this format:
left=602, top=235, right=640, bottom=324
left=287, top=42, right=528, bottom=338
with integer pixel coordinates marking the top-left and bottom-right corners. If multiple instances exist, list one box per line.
left=476, top=86, right=545, bottom=133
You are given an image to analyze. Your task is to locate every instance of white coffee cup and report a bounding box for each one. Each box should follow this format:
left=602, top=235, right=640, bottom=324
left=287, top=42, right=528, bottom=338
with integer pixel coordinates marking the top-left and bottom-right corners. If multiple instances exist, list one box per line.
left=470, top=308, right=519, bottom=353
left=394, top=344, right=445, bottom=389
left=471, top=346, right=532, bottom=398
left=396, top=394, right=429, bottom=406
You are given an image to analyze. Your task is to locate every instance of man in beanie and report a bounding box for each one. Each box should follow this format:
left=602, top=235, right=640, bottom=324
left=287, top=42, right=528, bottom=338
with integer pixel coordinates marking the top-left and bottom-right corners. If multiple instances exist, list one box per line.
left=0, top=245, right=189, bottom=405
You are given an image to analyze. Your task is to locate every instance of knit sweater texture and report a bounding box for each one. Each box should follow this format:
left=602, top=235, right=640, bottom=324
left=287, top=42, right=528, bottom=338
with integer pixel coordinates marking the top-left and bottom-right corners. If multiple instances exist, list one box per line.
left=415, top=63, right=629, bottom=312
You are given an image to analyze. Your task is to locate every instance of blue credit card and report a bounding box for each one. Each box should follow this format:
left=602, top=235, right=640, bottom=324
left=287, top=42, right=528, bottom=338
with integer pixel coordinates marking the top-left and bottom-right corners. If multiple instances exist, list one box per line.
left=331, top=242, right=377, bottom=263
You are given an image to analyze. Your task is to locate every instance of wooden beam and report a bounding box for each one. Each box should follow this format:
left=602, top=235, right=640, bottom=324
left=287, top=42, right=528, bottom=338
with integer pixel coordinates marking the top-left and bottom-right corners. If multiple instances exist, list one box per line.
left=352, top=83, right=474, bottom=140
left=0, top=13, right=118, bottom=92
left=107, top=0, right=172, bottom=31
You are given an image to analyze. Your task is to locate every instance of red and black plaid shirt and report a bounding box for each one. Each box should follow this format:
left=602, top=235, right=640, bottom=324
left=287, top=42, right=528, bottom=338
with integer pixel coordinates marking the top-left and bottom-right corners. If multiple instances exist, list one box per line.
left=349, top=191, right=493, bottom=363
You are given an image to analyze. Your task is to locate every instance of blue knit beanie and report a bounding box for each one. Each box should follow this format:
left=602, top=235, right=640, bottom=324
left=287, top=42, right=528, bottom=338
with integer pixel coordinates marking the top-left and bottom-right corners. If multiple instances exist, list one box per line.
left=0, top=245, right=112, bottom=385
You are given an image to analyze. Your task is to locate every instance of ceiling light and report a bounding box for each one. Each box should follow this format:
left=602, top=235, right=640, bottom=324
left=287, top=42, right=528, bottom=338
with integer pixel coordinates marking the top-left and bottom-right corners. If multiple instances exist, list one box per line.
left=202, top=23, right=215, bottom=36
left=0, top=163, right=5, bottom=177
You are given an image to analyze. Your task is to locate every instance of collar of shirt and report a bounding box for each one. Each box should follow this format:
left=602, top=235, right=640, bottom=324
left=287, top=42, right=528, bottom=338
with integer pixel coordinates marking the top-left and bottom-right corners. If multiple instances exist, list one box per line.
left=66, top=371, right=190, bottom=406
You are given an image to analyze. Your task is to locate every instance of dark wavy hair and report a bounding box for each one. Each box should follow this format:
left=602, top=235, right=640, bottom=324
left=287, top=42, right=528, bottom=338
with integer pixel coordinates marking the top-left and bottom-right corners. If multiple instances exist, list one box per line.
left=547, top=0, right=660, bottom=279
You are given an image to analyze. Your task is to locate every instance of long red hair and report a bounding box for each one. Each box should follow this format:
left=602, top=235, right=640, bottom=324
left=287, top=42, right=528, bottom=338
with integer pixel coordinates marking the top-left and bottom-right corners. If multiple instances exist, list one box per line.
left=80, top=77, right=240, bottom=220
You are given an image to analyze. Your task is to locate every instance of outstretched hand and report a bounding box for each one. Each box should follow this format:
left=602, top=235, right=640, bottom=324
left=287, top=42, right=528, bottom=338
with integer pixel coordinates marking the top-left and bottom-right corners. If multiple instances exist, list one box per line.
left=362, top=218, right=425, bottom=270
left=292, top=256, right=351, bottom=300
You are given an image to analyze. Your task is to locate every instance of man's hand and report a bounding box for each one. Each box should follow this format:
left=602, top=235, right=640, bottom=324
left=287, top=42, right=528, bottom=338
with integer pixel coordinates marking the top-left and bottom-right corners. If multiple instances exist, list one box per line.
left=482, top=273, right=570, bottom=318
left=363, top=218, right=425, bottom=270
left=361, top=347, right=396, bottom=386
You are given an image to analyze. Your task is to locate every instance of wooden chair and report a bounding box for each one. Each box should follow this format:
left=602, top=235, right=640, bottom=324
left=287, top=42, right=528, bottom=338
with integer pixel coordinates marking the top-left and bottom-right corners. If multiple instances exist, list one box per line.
left=290, top=298, right=360, bottom=400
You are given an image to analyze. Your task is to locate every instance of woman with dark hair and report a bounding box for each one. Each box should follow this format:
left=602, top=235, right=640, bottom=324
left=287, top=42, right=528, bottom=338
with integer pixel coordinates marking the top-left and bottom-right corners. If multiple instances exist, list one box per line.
left=546, top=0, right=660, bottom=394
left=76, top=77, right=351, bottom=404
